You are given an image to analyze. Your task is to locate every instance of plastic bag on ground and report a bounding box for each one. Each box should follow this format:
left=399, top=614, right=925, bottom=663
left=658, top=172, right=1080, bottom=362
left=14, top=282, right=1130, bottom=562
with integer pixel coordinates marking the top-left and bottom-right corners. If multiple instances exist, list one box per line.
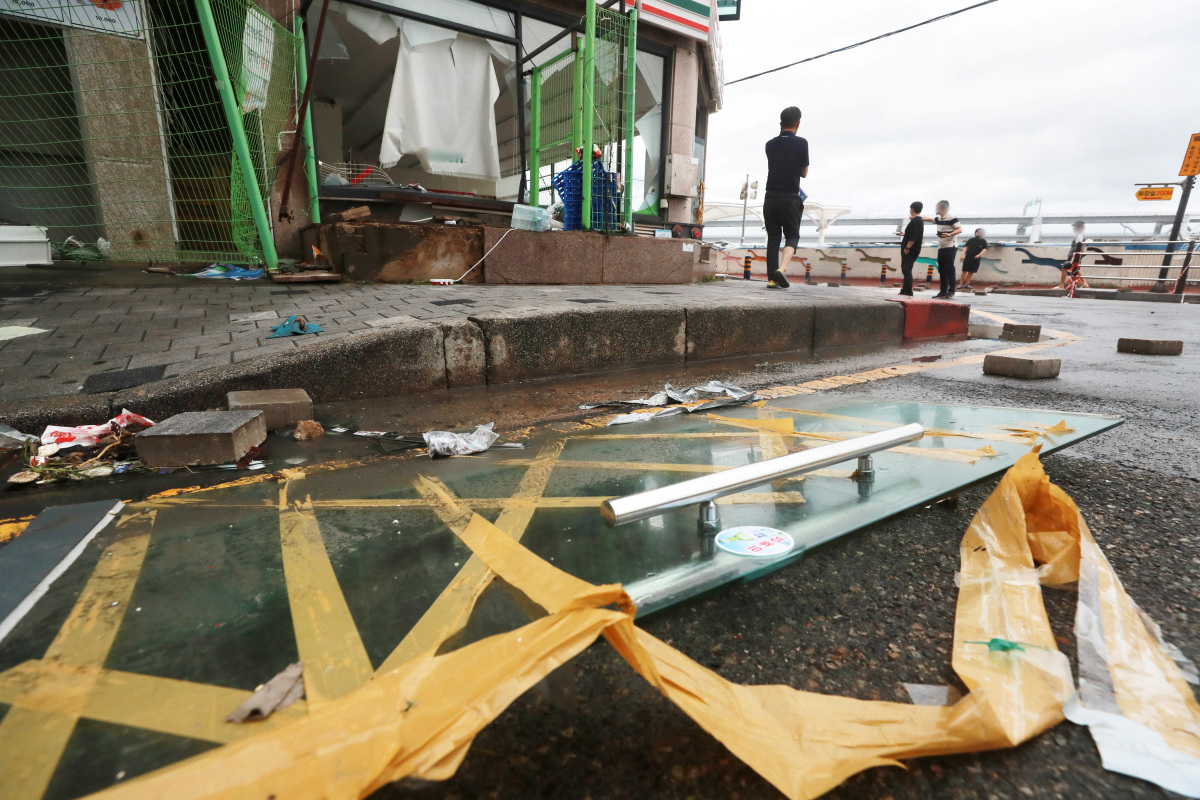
left=423, top=423, right=500, bottom=458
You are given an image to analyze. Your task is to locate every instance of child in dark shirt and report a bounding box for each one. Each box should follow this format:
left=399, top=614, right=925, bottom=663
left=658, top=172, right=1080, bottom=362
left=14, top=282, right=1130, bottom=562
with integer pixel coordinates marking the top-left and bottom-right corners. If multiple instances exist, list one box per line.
left=959, top=229, right=988, bottom=290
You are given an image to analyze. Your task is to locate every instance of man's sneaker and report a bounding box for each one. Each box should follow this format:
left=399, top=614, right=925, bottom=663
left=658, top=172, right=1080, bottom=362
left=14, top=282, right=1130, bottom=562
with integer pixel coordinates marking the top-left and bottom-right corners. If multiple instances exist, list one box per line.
left=766, top=281, right=780, bottom=289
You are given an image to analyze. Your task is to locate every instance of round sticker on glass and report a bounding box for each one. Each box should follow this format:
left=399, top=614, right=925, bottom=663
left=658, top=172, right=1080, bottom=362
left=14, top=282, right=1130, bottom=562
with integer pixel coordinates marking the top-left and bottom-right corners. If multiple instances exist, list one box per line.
left=715, top=526, right=795, bottom=558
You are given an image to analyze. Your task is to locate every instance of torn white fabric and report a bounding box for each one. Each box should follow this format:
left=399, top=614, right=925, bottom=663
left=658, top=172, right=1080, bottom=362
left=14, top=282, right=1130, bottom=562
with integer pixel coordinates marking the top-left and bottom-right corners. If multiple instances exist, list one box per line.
left=423, top=423, right=500, bottom=458
left=379, top=31, right=501, bottom=180
left=342, top=3, right=397, bottom=44
left=903, top=684, right=962, bottom=707
left=1064, top=694, right=1200, bottom=798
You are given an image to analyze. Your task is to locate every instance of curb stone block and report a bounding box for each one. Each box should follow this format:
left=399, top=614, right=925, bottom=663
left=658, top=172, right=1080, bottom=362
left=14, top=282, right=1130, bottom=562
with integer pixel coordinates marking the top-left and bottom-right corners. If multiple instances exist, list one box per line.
left=686, top=304, right=814, bottom=360
left=1117, top=338, right=1183, bottom=356
left=469, top=305, right=685, bottom=384
left=227, top=388, right=313, bottom=430
left=135, top=410, right=267, bottom=467
left=441, top=319, right=486, bottom=388
left=983, top=354, right=1061, bottom=379
left=1000, top=323, right=1041, bottom=343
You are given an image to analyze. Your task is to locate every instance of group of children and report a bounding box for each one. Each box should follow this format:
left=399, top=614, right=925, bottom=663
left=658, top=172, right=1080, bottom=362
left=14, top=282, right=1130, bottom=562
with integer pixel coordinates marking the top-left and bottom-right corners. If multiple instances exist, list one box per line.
left=896, top=201, right=988, bottom=298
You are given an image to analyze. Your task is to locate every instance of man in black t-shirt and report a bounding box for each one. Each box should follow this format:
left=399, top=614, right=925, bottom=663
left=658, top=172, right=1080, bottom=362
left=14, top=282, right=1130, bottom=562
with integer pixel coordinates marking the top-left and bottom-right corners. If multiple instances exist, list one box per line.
left=897, top=201, right=924, bottom=296
left=762, top=106, right=810, bottom=289
left=959, top=228, right=988, bottom=290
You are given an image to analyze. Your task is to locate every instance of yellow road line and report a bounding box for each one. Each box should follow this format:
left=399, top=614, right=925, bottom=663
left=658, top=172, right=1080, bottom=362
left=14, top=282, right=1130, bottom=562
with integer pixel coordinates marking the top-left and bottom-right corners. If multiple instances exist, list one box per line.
left=0, top=512, right=152, bottom=800
left=0, top=662, right=306, bottom=746
left=279, top=495, right=373, bottom=707
left=376, top=439, right=568, bottom=674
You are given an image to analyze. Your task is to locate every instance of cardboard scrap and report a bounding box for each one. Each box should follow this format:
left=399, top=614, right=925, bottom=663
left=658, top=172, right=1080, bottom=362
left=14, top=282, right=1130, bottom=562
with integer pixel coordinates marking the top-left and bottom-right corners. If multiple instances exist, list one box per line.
left=226, top=662, right=306, bottom=723
left=87, top=453, right=1200, bottom=800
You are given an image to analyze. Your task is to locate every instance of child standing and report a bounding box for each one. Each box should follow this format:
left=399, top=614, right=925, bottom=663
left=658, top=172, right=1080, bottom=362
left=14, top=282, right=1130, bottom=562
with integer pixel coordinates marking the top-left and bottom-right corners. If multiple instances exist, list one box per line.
left=959, top=228, right=988, bottom=290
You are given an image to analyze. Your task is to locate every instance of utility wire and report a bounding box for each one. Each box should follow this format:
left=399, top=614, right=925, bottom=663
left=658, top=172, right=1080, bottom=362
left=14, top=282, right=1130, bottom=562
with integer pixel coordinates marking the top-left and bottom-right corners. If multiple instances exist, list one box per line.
left=725, top=0, right=1000, bottom=86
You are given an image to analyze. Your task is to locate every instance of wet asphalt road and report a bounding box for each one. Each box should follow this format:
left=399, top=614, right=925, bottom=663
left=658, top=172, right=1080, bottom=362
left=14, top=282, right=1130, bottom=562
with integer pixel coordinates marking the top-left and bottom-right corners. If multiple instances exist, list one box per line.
left=389, top=290, right=1200, bottom=800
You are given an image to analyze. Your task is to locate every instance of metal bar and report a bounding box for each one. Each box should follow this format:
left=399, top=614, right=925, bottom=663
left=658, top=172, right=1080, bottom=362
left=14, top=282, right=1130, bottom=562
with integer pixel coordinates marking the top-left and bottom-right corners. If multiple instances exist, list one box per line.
left=341, top=0, right=518, bottom=44
left=1174, top=240, right=1196, bottom=294
left=294, top=15, right=320, bottom=225
left=1158, top=175, right=1195, bottom=286
left=581, top=0, right=596, bottom=230
left=622, top=7, right=637, bottom=229
left=1079, top=275, right=1195, bottom=281
left=516, top=11, right=528, bottom=207
left=279, top=0, right=328, bottom=224
left=195, top=0, right=279, bottom=270
left=572, top=39, right=584, bottom=154
left=528, top=64, right=541, bottom=207
left=601, top=424, right=925, bottom=527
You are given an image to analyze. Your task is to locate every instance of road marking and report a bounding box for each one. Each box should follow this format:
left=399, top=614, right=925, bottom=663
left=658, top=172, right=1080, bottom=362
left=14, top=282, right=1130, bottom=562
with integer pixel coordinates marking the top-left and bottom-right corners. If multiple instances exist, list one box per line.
left=377, top=439, right=567, bottom=674
left=0, top=513, right=151, bottom=800
left=279, top=495, right=373, bottom=706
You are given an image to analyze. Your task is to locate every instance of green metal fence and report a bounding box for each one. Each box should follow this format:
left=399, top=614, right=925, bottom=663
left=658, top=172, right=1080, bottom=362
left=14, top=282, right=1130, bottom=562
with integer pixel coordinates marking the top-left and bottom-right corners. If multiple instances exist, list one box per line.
left=527, top=0, right=636, bottom=232
left=0, top=0, right=297, bottom=266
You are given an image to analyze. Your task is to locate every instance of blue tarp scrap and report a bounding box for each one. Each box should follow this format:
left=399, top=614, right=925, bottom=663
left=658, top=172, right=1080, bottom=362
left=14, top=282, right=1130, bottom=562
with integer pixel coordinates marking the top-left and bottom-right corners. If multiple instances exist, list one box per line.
left=267, top=315, right=323, bottom=339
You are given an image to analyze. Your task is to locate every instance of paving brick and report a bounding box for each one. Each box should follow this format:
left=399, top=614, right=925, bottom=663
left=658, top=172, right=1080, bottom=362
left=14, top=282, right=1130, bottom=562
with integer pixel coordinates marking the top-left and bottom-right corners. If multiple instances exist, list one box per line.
left=983, top=354, right=1061, bottom=379
left=135, top=410, right=266, bottom=467
left=228, top=388, right=313, bottom=429
left=164, top=353, right=232, bottom=377
left=128, top=349, right=195, bottom=369
left=101, top=340, right=171, bottom=359
left=1116, top=338, right=1183, bottom=355
left=169, top=332, right=231, bottom=351
left=1000, top=323, right=1041, bottom=343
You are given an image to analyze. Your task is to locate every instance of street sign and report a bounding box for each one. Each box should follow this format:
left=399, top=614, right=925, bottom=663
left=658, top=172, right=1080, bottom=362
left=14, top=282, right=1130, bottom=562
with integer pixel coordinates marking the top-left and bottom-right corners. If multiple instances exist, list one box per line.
left=717, top=0, right=742, bottom=20
left=1136, top=187, right=1175, bottom=201
left=1181, top=132, right=1200, bottom=177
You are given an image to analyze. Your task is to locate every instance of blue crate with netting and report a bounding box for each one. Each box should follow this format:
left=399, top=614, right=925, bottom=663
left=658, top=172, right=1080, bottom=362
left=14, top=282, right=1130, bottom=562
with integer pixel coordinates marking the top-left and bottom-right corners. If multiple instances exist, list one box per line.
left=552, top=159, right=623, bottom=232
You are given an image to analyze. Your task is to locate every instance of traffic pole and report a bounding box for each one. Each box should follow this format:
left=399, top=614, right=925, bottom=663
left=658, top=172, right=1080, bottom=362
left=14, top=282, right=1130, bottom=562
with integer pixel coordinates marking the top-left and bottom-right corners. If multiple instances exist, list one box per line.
left=925, top=262, right=935, bottom=290
left=840, top=261, right=848, bottom=285
left=743, top=253, right=751, bottom=280
left=1155, top=174, right=1194, bottom=291
left=802, top=258, right=812, bottom=284
left=879, top=262, right=887, bottom=287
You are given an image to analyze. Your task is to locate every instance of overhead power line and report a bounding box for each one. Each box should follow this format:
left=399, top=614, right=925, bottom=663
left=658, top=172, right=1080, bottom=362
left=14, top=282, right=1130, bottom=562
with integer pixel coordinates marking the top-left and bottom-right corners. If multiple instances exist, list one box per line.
left=725, top=0, right=1001, bottom=86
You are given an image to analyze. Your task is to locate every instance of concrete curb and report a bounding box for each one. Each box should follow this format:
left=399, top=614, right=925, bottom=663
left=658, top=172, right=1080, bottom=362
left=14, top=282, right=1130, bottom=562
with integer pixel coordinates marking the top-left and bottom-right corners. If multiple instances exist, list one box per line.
left=0, top=295, right=917, bottom=431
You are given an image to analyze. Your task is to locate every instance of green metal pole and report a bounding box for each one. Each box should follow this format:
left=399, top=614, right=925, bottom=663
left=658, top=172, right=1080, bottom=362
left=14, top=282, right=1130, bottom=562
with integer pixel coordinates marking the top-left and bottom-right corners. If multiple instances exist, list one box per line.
left=529, top=67, right=542, bottom=208
left=581, top=0, right=596, bottom=230
left=195, top=0, right=278, bottom=270
left=572, top=43, right=583, bottom=156
left=623, top=9, right=637, bottom=230
left=294, top=15, right=320, bottom=224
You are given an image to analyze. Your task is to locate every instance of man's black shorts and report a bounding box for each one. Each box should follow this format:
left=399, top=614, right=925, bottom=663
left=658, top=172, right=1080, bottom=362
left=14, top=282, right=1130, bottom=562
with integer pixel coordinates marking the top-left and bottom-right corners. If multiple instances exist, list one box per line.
left=962, top=258, right=980, bottom=274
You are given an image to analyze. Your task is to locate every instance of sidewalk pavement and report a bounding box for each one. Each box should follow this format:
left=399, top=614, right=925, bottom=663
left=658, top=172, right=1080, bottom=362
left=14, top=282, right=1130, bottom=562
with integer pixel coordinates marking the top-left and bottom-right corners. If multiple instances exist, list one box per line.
left=0, top=279, right=911, bottom=426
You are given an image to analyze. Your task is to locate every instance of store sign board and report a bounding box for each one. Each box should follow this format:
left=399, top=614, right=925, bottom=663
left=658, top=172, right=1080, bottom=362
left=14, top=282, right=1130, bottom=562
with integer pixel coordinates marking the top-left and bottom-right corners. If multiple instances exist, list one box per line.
left=0, top=0, right=143, bottom=39
left=638, top=0, right=711, bottom=41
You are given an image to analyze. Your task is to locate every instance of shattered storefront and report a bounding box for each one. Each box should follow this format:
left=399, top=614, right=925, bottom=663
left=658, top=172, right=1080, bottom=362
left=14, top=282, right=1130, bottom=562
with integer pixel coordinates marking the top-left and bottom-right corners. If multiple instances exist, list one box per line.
left=307, top=0, right=723, bottom=232
left=0, top=0, right=724, bottom=270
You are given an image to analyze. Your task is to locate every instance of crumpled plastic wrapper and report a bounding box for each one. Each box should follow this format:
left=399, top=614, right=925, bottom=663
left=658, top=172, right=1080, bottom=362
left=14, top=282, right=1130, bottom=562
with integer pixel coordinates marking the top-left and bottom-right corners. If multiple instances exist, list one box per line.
left=86, top=452, right=1200, bottom=800
left=423, top=423, right=500, bottom=458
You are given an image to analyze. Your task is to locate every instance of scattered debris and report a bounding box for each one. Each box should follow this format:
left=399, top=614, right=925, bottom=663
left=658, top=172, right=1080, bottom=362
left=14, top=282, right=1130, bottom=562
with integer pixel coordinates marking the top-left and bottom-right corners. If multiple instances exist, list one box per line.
left=912, top=354, right=943, bottom=363
left=10, top=411, right=155, bottom=485
left=325, top=205, right=372, bottom=223
left=267, top=315, right=323, bottom=338
left=187, top=264, right=265, bottom=280
left=580, top=381, right=760, bottom=426
left=0, top=424, right=37, bottom=450
left=226, top=662, right=306, bottom=723
left=293, top=420, right=324, bottom=441
left=423, top=423, right=501, bottom=458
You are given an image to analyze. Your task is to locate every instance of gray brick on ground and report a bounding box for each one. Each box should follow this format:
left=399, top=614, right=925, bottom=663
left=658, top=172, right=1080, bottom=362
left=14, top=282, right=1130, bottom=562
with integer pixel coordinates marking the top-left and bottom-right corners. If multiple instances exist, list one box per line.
left=164, top=353, right=232, bottom=377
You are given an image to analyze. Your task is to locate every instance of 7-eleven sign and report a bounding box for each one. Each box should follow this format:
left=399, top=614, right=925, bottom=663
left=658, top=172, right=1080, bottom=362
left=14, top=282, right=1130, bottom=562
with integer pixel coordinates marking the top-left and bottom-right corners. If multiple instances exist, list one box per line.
left=638, top=0, right=712, bottom=40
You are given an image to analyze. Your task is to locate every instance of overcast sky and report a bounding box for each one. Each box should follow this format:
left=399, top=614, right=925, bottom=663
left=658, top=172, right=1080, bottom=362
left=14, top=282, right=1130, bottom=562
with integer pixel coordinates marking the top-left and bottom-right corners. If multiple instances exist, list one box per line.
left=707, top=0, right=1200, bottom=219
